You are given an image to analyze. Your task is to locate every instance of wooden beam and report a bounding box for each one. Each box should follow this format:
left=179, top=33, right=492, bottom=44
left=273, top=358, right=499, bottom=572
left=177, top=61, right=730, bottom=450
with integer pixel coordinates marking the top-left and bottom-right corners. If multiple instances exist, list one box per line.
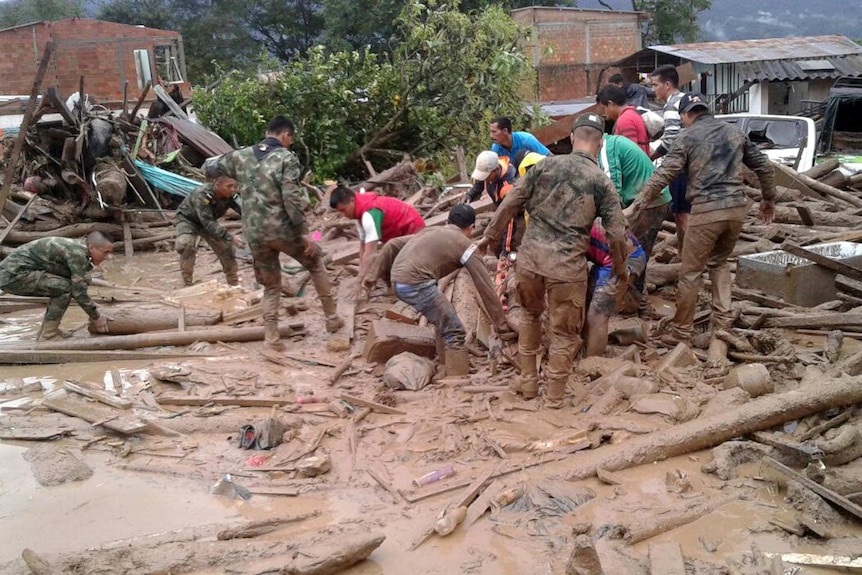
left=782, top=242, right=862, bottom=283
left=43, top=393, right=147, bottom=435
left=0, top=349, right=214, bottom=365
left=339, top=393, right=405, bottom=415
left=129, top=81, right=151, bottom=119
left=152, top=84, right=188, bottom=119
left=156, top=396, right=295, bottom=408
left=765, top=313, right=862, bottom=329
left=763, top=457, right=862, bottom=521
left=64, top=380, right=132, bottom=410
left=0, top=41, right=54, bottom=215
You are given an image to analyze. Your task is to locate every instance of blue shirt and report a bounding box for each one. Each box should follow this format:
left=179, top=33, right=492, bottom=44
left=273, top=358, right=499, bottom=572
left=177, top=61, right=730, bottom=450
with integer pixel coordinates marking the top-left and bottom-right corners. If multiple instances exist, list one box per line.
left=491, top=131, right=550, bottom=160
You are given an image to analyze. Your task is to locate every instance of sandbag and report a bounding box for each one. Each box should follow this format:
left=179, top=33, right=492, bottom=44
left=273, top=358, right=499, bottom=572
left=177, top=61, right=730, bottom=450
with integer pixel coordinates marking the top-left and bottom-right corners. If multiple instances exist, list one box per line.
left=383, top=352, right=435, bottom=391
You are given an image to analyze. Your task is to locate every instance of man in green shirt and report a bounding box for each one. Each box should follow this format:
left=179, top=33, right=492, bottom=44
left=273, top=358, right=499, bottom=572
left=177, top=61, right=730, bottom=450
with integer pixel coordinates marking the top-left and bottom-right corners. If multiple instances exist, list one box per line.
left=599, top=134, right=671, bottom=314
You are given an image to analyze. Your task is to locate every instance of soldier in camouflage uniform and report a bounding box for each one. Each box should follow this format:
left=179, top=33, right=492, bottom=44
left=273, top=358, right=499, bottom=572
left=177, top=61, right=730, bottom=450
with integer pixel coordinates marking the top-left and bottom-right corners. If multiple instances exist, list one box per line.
left=0, top=232, right=113, bottom=339
left=630, top=92, right=776, bottom=347
left=175, top=175, right=244, bottom=286
left=479, top=113, right=628, bottom=409
left=207, top=115, right=343, bottom=350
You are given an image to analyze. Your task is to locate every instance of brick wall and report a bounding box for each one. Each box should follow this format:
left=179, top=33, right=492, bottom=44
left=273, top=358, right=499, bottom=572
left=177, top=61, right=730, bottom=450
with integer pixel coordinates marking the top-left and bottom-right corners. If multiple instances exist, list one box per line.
left=0, top=19, right=182, bottom=104
left=513, top=8, right=644, bottom=101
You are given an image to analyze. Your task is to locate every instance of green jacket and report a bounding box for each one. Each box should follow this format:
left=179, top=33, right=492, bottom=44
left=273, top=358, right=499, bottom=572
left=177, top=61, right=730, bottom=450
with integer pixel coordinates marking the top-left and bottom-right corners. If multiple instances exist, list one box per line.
left=599, top=134, right=671, bottom=208
left=0, top=236, right=99, bottom=318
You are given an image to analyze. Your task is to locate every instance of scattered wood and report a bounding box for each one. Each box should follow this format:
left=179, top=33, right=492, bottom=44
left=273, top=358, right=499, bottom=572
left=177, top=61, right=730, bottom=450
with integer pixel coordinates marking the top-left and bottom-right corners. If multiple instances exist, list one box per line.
left=216, top=511, right=321, bottom=540
left=765, top=313, right=862, bottom=329
left=0, top=428, right=71, bottom=441
left=798, top=411, right=853, bottom=442
left=366, top=467, right=404, bottom=503
left=8, top=322, right=304, bottom=351
left=156, top=396, right=294, bottom=408
left=0, top=349, right=213, bottom=365
left=339, top=393, right=405, bottom=415
left=43, top=392, right=146, bottom=435
left=279, top=531, right=385, bottom=575
left=329, top=353, right=357, bottom=386
left=825, top=330, right=844, bottom=363
left=762, top=457, right=862, bottom=522
left=63, top=380, right=132, bottom=410
left=626, top=493, right=740, bottom=544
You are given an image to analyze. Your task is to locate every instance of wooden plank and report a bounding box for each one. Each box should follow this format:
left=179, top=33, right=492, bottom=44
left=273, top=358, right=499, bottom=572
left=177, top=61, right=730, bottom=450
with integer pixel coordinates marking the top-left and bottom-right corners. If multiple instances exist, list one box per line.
left=0, top=350, right=214, bottom=365
left=339, top=393, right=405, bottom=415
left=0, top=193, right=39, bottom=247
left=763, top=456, right=862, bottom=522
left=64, top=380, right=132, bottom=410
left=156, top=396, right=294, bottom=408
left=0, top=428, right=71, bottom=441
left=649, top=541, right=686, bottom=575
left=795, top=205, right=815, bottom=226
left=129, top=81, right=151, bottom=119
left=366, top=467, right=404, bottom=503
left=222, top=304, right=262, bottom=325
left=43, top=393, right=147, bottom=435
left=152, top=84, right=189, bottom=119
left=0, top=41, right=54, bottom=215
left=763, top=552, right=862, bottom=569
left=782, top=242, right=862, bottom=283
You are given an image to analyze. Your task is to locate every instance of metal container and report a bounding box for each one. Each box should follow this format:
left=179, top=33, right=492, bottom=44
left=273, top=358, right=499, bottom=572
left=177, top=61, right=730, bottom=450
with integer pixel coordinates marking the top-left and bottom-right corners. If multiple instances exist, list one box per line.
left=736, top=242, right=862, bottom=307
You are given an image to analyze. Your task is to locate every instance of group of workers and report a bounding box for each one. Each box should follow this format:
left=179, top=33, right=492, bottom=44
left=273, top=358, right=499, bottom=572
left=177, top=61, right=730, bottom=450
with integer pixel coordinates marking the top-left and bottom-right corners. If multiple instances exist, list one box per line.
left=0, top=68, right=778, bottom=410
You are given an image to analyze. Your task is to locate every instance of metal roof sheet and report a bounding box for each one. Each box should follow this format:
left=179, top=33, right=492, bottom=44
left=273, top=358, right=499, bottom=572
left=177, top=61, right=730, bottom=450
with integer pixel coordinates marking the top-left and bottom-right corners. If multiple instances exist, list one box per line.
left=738, top=54, right=862, bottom=82
left=650, top=35, right=862, bottom=65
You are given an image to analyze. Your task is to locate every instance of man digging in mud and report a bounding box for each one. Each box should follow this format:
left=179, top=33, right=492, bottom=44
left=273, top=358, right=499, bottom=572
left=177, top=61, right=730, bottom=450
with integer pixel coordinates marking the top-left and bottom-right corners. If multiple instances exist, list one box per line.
left=369, top=204, right=514, bottom=376
left=174, top=175, right=244, bottom=287
left=627, top=92, right=776, bottom=351
left=0, top=232, right=113, bottom=340
left=478, top=114, right=628, bottom=408
left=206, top=115, right=343, bottom=350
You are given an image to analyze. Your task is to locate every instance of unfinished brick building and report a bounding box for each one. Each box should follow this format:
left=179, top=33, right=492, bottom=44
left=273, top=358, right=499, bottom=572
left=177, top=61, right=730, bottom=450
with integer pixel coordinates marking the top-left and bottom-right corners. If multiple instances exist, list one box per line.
left=512, top=7, right=646, bottom=102
left=0, top=18, right=185, bottom=105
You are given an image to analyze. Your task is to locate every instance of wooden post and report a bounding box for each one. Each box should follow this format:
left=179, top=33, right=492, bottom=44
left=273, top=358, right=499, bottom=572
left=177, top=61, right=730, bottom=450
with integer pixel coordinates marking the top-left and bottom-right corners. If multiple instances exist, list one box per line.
left=122, top=217, right=134, bottom=264
left=0, top=41, right=54, bottom=215
left=129, top=81, right=151, bottom=119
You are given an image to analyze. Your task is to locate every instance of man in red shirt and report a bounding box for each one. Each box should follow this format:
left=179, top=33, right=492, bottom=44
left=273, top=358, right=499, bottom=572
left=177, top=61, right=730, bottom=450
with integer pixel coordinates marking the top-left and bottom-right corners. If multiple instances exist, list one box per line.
left=596, top=84, right=650, bottom=155
left=330, top=186, right=425, bottom=298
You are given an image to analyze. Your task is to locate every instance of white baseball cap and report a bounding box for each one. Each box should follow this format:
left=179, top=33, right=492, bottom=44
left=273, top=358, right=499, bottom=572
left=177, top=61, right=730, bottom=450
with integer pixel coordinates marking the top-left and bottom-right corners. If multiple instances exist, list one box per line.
left=471, top=150, right=500, bottom=181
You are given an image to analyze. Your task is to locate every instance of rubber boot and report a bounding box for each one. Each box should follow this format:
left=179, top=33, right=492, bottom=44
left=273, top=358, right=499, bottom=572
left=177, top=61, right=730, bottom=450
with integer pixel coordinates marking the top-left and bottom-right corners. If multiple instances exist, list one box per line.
left=516, top=318, right=542, bottom=398
left=544, top=351, right=573, bottom=409
left=264, top=321, right=285, bottom=351
left=182, top=274, right=193, bottom=287
left=544, top=377, right=567, bottom=409
left=444, top=347, right=471, bottom=377
left=225, top=271, right=239, bottom=287
left=39, top=319, right=72, bottom=341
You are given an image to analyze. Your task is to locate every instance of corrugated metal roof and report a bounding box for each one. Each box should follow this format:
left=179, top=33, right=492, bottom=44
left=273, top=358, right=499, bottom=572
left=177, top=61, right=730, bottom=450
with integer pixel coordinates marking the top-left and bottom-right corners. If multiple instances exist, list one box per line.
left=651, top=35, right=862, bottom=65
left=738, top=54, right=862, bottom=82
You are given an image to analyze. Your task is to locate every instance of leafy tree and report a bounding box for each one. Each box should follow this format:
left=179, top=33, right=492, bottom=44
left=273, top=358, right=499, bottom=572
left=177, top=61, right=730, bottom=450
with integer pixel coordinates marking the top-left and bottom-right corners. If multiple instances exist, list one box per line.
left=628, top=0, right=711, bottom=44
left=193, top=0, right=537, bottom=180
left=244, top=0, right=325, bottom=62
left=0, top=0, right=86, bottom=28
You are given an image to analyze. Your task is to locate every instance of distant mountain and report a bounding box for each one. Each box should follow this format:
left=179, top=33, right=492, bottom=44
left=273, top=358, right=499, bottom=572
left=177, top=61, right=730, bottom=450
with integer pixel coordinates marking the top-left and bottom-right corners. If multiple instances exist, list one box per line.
left=575, top=0, right=862, bottom=43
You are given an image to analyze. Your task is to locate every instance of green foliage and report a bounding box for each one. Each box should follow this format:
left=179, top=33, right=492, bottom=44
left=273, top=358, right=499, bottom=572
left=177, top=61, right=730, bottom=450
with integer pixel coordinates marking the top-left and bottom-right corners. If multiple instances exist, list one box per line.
left=631, top=0, right=712, bottom=44
left=0, top=0, right=85, bottom=28
left=194, top=0, right=538, bottom=181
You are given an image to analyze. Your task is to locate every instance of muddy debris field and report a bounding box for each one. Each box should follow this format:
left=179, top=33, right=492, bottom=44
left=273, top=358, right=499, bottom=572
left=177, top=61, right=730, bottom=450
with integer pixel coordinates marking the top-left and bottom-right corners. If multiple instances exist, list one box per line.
left=4, top=69, right=862, bottom=574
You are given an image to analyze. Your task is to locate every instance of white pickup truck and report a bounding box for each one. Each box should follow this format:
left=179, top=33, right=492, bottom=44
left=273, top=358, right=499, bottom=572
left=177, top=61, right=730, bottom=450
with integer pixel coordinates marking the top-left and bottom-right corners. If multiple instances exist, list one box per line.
left=716, top=113, right=818, bottom=172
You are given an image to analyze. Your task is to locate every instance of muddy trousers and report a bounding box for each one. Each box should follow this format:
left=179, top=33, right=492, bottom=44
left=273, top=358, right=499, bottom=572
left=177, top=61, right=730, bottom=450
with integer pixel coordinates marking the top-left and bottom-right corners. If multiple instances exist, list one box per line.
left=516, top=267, right=587, bottom=402
left=175, top=232, right=238, bottom=286
left=630, top=201, right=671, bottom=295
left=0, top=271, right=76, bottom=322
left=394, top=280, right=465, bottom=350
left=672, top=215, right=743, bottom=339
left=251, top=239, right=337, bottom=343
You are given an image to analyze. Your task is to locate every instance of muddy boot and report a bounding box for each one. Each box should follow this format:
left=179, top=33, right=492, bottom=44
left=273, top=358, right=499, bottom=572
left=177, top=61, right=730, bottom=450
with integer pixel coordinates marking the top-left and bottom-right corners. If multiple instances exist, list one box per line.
left=444, top=347, right=471, bottom=377
left=325, top=315, right=344, bottom=333
left=225, top=271, right=239, bottom=287
left=182, top=274, right=193, bottom=287
left=544, top=377, right=567, bottom=409
left=517, top=318, right=542, bottom=398
left=39, top=319, right=72, bottom=341
left=264, top=321, right=285, bottom=351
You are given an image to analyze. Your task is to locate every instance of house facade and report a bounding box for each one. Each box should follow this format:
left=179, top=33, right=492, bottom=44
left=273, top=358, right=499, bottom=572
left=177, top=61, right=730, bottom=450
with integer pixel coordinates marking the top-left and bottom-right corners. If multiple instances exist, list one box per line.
left=0, top=18, right=185, bottom=105
left=612, top=35, right=862, bottom=115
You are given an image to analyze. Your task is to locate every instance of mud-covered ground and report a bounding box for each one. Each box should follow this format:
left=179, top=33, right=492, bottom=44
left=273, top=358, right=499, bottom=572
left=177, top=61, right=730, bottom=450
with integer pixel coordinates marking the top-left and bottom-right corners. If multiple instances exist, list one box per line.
left=2, top=248, right=862, bottom=575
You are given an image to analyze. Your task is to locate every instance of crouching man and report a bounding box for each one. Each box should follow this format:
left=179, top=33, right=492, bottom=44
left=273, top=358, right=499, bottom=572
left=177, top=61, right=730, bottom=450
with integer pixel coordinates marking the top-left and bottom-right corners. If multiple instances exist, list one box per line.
left=584, top=221, right=647, bottom=357
left=370, top=205, right=513, bottom=376
left=0, top=232, right=113, bottom=339
left=175, top=175, right=244, bottom=286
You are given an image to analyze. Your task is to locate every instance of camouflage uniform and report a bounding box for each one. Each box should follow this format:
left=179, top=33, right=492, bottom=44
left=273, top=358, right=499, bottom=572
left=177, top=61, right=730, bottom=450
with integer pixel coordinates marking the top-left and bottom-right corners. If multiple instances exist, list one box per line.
left=0, top=237, right=99, bottom=324
left=174, top=183, right=242, bottom=286
left=484, top=151, right=627, bottom=406
left=636, top=114, right=776, bottom=339
left=215, top=137, right=339, bottom=346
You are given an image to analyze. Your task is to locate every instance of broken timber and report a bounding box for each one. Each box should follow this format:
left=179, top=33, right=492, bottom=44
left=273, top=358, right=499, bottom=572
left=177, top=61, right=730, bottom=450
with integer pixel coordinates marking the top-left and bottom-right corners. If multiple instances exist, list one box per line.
left=762, top=456, right=862, bottom=522
left=156, top=396, right=295, bottom=408
left=43, top=392, right=147, bottom=435
left=764, top=313, right=862, bottom=329
left=339, top=393, right=405, bottom=415
left=782, top=242, right=862, bottom=283
left=63, top=381, right=132, bottom=410
left=4, top=322, right=304, bottom=351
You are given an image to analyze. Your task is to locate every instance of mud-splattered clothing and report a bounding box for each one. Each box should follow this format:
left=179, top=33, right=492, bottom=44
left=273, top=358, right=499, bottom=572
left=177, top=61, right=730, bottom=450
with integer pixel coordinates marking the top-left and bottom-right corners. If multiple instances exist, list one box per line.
left=175, top=183, right=241, bottom=285
left=0, top=237, right=98, bottom=321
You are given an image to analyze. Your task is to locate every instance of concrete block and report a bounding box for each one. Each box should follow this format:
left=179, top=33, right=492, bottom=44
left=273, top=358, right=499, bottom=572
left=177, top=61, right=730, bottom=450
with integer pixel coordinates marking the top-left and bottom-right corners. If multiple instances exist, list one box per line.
left=656, top=343, right=698, bottom=373
left=363, top=319, right=436, bottom=364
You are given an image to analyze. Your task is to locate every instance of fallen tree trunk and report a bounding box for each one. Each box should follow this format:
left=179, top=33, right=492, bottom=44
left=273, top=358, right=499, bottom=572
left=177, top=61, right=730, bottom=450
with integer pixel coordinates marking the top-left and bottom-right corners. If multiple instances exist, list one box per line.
left=0, top=349, right=213, bottom=365
left=563, top=373, right=862, bottom=481
left=765, top=206, right=862, bottom=228
left=645, top=263, right=680, bottom=287
left=2, top=222, right=157, bottom=245
left=771, top=161, right=862, bottom=208
left=89, top=304, right=222, bottom=335
left=764, top=314, right=862, bottom=329
left=3, top=322, right=304, bottom=351
left=625, top=493, right=741, bottom=544
left=281, top=532, right=386, bottom=575
left=216, top=512, right=321, bottom=540
left=801, top=159, right=840, bottom=181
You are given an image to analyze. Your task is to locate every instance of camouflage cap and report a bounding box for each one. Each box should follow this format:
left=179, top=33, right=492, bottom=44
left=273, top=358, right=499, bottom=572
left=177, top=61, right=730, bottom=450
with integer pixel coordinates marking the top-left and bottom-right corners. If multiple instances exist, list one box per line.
left=572, top=113, right=605, bottom=133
